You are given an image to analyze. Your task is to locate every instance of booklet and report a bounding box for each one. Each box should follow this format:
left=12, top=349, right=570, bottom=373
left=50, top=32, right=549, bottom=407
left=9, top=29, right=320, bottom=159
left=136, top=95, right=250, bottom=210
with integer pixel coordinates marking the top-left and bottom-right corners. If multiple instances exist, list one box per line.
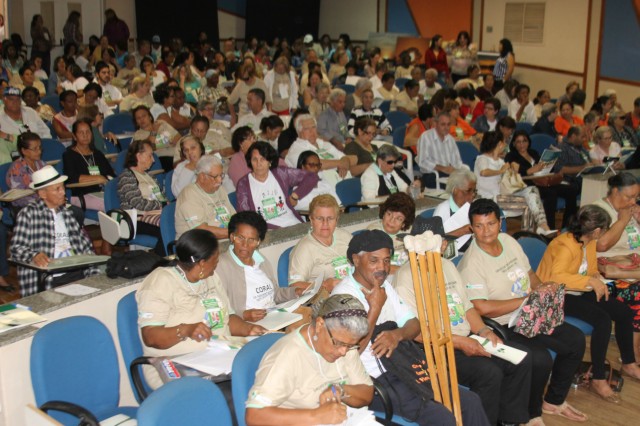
left=252, top=311, right=303, bottom=331
left=0, top=305, right=46, bottom=334
left=0, top=188, right=34, bottom=202
left=268, top=273, right=324, bottom=313
left=469, top=335, right=528, bottom=365
left=536, top=149, right=561, bottom=175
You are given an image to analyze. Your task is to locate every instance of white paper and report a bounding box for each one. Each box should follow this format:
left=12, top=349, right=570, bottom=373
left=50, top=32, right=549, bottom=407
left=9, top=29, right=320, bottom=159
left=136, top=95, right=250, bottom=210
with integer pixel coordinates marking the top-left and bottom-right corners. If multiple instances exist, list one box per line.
left=345, top=75, right=360, bottom=86
left=252, top=311, right=302, bottom=331
left=54, top=284, right=99, bottom=296
left=270, top=273, right=324, bottom=313
left=278, top=83, right=289, bottom=99
left=172, top=345, right=240, bottom=376
left=469, top=335, right=528, bottom=365
left=442, top=203, right=472, bottom=251
left=317, top=406, right=383, bottom=426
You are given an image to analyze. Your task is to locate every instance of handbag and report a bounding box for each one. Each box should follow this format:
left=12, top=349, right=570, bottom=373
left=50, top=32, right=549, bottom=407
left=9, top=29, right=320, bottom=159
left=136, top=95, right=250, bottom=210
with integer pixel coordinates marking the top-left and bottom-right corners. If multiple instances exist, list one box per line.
left=513, top=284, right=565, bottom=338
left=106, top=250, right=169, bottom=279
left=532, top=172, right=564, bottom=188
left=500, top=169, right=527, bottom=195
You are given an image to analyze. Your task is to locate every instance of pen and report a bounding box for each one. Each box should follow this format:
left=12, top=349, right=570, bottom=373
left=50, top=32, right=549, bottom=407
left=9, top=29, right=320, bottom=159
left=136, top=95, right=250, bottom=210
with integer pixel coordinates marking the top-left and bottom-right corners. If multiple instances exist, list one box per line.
left=13, top=303, right=31, bottom=311
left=330, top=384, right=338, bottom=401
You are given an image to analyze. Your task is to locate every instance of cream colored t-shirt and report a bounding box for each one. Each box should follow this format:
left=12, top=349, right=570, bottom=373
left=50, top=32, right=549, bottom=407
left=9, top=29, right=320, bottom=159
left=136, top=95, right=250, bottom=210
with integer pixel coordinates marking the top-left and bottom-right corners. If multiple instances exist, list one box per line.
left=458, top=233, right=532, bottom=325
left=367, top=220, right=408, bottom=266
left=288, top=228, right=353, bottom=284
left=175, top=182, right=235, bottom=239
left=228, top=79, right=271, bottom=118
left=593, top=198, right=640, bottom=256
left=246, top=328, right=372, bottom=410
left=392, top=260, right=473, bottom=337
left=134, top=121, right=179, bottom=158
left=390, top=91, right=418, bottom=116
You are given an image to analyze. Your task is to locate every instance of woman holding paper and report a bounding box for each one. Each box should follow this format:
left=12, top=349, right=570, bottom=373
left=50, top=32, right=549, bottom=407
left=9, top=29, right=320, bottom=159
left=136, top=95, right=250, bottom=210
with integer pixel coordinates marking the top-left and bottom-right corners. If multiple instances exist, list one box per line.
left=245, top=294, right=374, bottom=426
left=537, top=205, right=640, bottom=403
left=505, top=130, right=578, bottom=229
left=136, top=229, right=267, bottom=389
left=217, top=211, right=309, bottom=322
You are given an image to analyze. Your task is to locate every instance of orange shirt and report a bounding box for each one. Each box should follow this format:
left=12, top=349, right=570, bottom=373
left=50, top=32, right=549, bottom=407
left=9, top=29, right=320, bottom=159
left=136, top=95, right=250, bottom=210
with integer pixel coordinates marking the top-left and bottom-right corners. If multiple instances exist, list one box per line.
left=405, top=117, right=427, bottom=155
left=449, top=117, right=476, bottom=140
left=555, top=115, right=584, bottom=137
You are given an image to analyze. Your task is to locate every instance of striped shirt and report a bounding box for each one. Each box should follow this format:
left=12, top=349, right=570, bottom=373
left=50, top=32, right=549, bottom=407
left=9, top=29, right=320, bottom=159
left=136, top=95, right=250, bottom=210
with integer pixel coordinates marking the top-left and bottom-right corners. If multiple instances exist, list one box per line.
left=347, top=107, right=392, bottom=137
left=416, top=128, right=463, bottom=173
left=493, top=53, right=511, bottom=81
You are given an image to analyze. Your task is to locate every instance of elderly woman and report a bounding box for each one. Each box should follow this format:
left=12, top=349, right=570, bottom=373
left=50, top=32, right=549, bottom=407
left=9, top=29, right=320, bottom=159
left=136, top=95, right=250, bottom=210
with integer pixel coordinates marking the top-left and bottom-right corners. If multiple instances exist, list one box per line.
left=537, top=205, right=640, bottom=403
left=475, top=131, right=555, bottom=236
left=609, top=110, right=639, bottom=148
left=236, top=142, right=318, bottom=228
left=347, top=89, right=392, bottom=138
left=317, top=88, right=351, bottom=150
left=172, top=135, right=205, bottom=197
left=433, top=169, right=477, bottom=252
left=367, top=192, right=415, bottom=270
left=361, top=144, right=411, bottom=201
left=344, top=117, right=379, bottom=177
left=309, top=82, right=330, bottom=119
left=217, top=211, right=309, bottom=322
left=118, top=139, right=166, bottom=254
left=506, top=130, right=578, bottom=229
left=264, top=56, right=298, bottom=116
left=444, top=99, right=476, bottom=140
left=589, top=126, right=625, bottom=169
left=245, top=294, right=373, bottom=426
left=289, top=194, right=352, bottom=292
left=228, top=63, right=270, bottom=127
left=132, top=105, right=180, bottom=171
left=555, top=101, right=584, bottom=137
left=6, top=132, right=46, bottom=209
left=137, top=229, right=266, bottom=389
left=119, top=76, right=154, bottom=112
left=473, top=97, right=501, bottom=134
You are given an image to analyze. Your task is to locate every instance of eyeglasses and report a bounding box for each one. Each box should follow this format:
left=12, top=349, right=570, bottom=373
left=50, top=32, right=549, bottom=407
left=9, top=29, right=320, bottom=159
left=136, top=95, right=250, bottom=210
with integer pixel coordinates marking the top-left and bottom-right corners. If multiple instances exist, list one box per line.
left=312, top=216, right=337, bottom=223
left=384, top=211, right=405, bottom=223
left=326, top=326, right=359, bottom=351
left=305, top=162, right=322, bottom=169
left=383, top=160, right=397, bottom=165
left=459, top=187, right=478, bottom=195
left=203, top=172, right=225, bottom=180
left=232, top=233, right=260, bottom=246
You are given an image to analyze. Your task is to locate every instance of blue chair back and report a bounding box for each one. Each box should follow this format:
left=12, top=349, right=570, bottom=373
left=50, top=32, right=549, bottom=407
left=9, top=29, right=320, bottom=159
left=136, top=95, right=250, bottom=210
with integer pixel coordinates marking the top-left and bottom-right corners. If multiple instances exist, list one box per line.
left=164, top=170, right=175, bottom=202
left=232, top=334, right=284, bottom=426
left=30, top=316, right=126, bottom=424
left=394, top=78, right=410, bottom=90
left=137, top=377, right=232, bottom=426
left=41, top=94, right=61, bottom=112
left=516, top=236, right=547, bottom=270
left=103, top=112, right=135, bottom=135
left=418, top=208, right=435, bottom=219
left=392, top=124, right=407, bottom=148
left=386, top=111, right=412, bottom=130
left=116, top=291, right=152, bottom=403
left=335, top=177, right=362, bottom=212
left=104, top=179, right=120, bottom=212
left=0, top=162, right=13, bottom=226
left=564, top=316, right=594, bottom=335
left=379, top=100, right=391, bottom=113
left=41, top=138, right=66, bottom=163
left=160, top=202, right=176, bottom=255
left=515, top=122, right=533, bottom=134
left=530, top=133, right=555, bottom=154
left=277, top=246, right=294, bottom=287
left=336, top=84, right=355, bottom=94
left=228, top=191, right=237, bottom=209
left=458, top=141, right=479, bottom=171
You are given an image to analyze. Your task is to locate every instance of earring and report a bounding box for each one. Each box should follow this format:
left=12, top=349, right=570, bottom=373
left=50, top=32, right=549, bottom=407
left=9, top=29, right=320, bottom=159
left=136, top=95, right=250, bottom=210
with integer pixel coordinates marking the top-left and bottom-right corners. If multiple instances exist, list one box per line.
left=199, top=268, right=204, bottom=279
left=313, top=334, right=318, bottom=341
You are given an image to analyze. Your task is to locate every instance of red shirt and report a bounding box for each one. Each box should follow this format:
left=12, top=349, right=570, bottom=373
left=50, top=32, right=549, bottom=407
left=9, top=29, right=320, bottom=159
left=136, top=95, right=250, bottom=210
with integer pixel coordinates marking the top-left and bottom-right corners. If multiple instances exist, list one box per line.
left=425, top=48, right=449, bottom=77
left=459, top=101, right=485, bottom=124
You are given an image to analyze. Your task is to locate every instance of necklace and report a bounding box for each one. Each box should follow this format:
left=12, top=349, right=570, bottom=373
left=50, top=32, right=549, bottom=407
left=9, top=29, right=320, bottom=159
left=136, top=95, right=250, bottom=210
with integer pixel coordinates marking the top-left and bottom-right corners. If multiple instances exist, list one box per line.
left=175, top=265, right=207, bottom=301
left=307, top=324, right=345, bottom=383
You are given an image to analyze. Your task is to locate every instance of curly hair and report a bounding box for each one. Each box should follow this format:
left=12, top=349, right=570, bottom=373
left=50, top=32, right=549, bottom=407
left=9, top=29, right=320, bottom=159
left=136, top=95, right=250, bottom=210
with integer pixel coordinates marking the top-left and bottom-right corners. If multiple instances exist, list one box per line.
left=379, top=192, right=416, bottom=231
left=228, top=211, right=268, bottom=241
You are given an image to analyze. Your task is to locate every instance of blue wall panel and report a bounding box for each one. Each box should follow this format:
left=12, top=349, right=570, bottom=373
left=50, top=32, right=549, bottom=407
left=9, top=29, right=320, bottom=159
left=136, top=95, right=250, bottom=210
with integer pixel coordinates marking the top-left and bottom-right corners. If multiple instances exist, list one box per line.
left=387, top=0, right=418, bottom=35
left=600, top=1, right=640, bottom=82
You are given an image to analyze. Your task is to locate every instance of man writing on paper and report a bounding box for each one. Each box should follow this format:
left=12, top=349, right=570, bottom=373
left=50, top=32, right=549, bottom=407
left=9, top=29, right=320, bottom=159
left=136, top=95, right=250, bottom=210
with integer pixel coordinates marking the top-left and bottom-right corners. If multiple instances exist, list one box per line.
left=331, top=230, right=489, bottom=426
left=393, top=234, right=532, bottom=426
left=11, top=166, right=98, bottom=296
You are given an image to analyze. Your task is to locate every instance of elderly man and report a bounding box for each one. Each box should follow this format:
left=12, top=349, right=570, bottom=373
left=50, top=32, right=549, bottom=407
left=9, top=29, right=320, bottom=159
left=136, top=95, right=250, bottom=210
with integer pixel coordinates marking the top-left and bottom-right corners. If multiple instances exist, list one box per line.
left=175, top=155, right=236, bottom=239
left=347, top=88, right=392, bottom=137
left=199, top=69, right=227, bottom=105
left=10, top=166, right=98, bottom=297
left=0, top=86, right=51, bottom=164
left=391, top=79, right=421, bottom=117
left=231, top=88, right=273, bottom=132
left=94, top=61, right=123, bottom=106
left=393, top=247, right=532, bottom=425
left=417, top=112, right=464, bottom=189
left=433, top=169, right=477, bottom=252
left=552, top=125, right=592, bottom=191
left=331, top=230, right=489, bottom=426
left=422, top=68, right=442, bottom=101
left=285, top=114, right=356, bottom=186
left=317, top=88, right=352, bottom=151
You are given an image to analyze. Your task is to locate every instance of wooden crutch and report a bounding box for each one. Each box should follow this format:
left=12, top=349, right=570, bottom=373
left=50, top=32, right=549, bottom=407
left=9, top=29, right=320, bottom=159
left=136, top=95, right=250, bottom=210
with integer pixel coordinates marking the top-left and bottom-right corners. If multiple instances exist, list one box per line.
left=407, top=249, right=463, bottom=426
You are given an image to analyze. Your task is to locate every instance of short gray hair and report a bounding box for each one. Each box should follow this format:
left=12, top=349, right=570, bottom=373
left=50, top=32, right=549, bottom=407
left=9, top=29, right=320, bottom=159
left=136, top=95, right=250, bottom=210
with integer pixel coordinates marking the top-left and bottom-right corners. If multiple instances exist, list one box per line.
left=329, top=88, right=346, bottom=103
left=312, top=294, right=369, bottom=339
left=594, top=125, right=612, bottom=143
left=195, top=154, right=223, bottom=174
left=376, top=144, right=400, bottom=161
left=295, top=114, right=315, bottom=135
left=425, top=68, right=438, bottom=78
left=446, top=169, right=476, bottom=194
left=354, top=78, right=371, bottom=92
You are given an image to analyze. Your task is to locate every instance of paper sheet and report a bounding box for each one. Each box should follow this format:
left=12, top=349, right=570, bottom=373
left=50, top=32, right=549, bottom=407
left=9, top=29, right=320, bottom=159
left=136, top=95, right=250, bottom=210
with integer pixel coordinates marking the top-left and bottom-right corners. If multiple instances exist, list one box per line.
left=345, top=75, right=361, bottom=86
left=54, top=284, right=99, bottom=296
left=442, top=203, right=472, bottom=251
left=469, top=335, right=528, bottom=365
left=252, top=311, right=302, bottom=331
left=278, top=83, right=289, bottom=99
left=172, top=345, right=239, bottom=376
left=318, top=406, right=383, bottom=426
left=269, top=273, right=324, bottom=313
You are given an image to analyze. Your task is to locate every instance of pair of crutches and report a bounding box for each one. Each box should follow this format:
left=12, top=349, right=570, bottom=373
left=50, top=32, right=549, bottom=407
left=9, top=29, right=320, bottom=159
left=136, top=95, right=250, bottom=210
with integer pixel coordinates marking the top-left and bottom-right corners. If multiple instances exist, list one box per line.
left=407, top=249, right=463, bottom=425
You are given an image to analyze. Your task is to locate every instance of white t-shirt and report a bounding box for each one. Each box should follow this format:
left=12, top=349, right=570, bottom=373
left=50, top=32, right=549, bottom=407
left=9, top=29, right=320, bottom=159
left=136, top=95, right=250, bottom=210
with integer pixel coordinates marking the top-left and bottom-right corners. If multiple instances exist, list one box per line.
left=61, top=77, right=89, bottom=93
left=295, top=176, right=338, bottom=211
left=53, top=210, right=72, bottom=259
left=150, top=103, right=170, bottom=121
left=474, top=154, right=504, bottom=199
left=249, top=172, right=300, bottom=227
left=241, top=257, right=276, bottom=310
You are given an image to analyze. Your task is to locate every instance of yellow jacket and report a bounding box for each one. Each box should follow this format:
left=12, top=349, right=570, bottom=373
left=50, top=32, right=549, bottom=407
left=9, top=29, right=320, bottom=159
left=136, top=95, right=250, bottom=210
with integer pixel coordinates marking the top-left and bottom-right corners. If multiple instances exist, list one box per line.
left=537, top=232, right=597, bottom=291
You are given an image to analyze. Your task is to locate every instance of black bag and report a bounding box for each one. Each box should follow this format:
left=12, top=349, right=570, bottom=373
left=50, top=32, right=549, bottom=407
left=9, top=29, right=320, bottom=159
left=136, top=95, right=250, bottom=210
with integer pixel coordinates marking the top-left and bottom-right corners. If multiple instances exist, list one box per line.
left=106, top=250, right=169, bottom=279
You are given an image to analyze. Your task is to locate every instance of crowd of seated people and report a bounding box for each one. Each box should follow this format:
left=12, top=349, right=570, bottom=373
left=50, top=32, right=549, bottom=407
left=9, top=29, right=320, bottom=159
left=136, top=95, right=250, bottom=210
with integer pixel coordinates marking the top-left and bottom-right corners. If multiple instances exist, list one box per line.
left=2, top=19, right=640, bottom=426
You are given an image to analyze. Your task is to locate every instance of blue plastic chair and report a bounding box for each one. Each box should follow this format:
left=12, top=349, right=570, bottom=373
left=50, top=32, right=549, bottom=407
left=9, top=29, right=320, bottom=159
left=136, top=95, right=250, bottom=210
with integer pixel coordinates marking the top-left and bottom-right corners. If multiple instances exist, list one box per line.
left=457, top=141, right=479, bottom=171
left=30, top=316, right=138, bottom=425
left=392, top=124, right=407, bottom=148
left=0, top=162, right=15, bottom=226
left=41, top=138, right=66, bottom=163
left=418, top=208, right=435, bottom=219
left=138, top=377, right=232, bottom=426
left=394, top=78, right=410, bottom=90
left=159, top=202, right=176, bottom=256
left=515, top=122, right=533, bottom=134
left=41, top=94, right=61, bottom=113
left=337, top=84, right=355, bottom=94
left=386, top=111, right=412, bottom=130
left=379, top=100, right=391, bottom=114
left=277, top=246, right=294, bottom=287
left=335, top=177, right=363, bottom=212
left=516, top=236, right=547, bottom=270
left=530, top=133, right=555, bottom=154
left=164, top=170, right=175, bottom=202
left=103, top=112, right=135, bottom=135
left=564, top=316, right=594, bottom=335
left=232, top=334, right=285, bottom=426
left=116, top=291, right=153, bottom=403
left=228, top=191, right=237, bottom=210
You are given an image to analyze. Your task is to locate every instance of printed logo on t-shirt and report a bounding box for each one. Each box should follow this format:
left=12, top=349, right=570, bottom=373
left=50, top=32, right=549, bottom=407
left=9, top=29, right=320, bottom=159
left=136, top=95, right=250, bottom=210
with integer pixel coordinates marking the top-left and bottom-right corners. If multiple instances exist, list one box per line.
left=506, top=267, right=529, bottom=297
left=625, top=224, right=640, bottom=250
left=447, top=292, right=466, bottom=326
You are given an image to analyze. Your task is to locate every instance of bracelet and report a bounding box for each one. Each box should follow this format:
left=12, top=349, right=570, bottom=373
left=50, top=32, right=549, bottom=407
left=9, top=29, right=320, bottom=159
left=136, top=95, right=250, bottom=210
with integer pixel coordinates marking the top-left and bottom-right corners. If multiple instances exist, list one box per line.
left=475, top=326, right=492, bottom=337
left=176, top=324, right=186, bottom=341
left=290, top=194, right=299, bottom=201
